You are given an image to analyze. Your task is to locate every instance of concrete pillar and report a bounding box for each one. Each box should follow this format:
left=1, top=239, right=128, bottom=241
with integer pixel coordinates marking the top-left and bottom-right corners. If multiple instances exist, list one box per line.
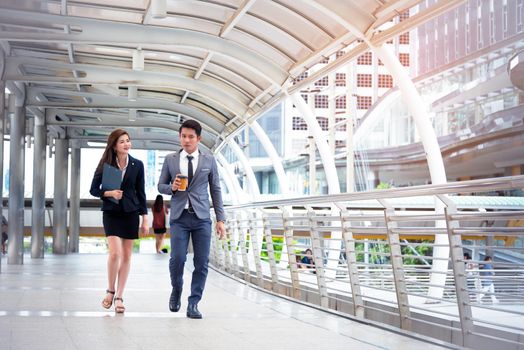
left=69, top=146, right=80, bottom=253
left=7, top=94, right=26, bottom=265
left=31, top=112, right=46, bottom=258
left=52, top=138, right=68, bottom=254
left=0, top=81, right=4, bottom=272
left=0, top=81, right=4, bottom=208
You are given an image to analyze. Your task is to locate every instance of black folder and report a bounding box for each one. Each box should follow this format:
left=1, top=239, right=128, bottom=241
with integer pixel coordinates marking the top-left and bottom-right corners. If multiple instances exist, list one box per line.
left=102, top=163, right=122, bottom=204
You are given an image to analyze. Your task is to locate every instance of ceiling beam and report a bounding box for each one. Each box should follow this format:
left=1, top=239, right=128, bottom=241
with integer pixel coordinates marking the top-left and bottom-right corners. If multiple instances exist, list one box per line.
left=5, top=56, right=249, bottom=116
left=220, top=0, right=257, bottom=37
left=0, top=8, right=287, bottom=85
left=45, top=111, right=215, bottom=149
left=26, top=87, right=228, bottom=132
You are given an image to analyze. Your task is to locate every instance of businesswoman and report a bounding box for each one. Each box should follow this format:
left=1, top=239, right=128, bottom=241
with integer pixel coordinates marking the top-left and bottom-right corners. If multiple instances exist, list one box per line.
left=90, top=129, right=148, bottom=313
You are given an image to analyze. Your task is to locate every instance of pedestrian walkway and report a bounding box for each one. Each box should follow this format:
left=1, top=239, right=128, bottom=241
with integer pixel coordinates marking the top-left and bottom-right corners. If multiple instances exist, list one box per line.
left=0, top=253, right=453, bottom=350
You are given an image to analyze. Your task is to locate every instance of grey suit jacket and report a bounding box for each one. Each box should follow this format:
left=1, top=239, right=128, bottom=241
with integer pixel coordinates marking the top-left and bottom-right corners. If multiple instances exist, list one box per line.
left=157, top=150, right=225, bottom=222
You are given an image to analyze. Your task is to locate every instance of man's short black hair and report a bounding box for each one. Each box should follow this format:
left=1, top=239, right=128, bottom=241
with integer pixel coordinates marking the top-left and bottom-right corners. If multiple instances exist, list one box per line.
left=180, top=119, right=202, bottom=136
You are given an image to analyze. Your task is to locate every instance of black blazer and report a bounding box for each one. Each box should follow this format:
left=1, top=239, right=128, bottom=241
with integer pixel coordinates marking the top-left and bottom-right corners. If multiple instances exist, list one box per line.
left=90, top=155, right=147, bottom=215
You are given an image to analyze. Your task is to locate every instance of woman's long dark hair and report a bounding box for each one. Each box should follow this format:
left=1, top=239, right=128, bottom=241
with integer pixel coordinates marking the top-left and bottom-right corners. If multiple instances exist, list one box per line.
left=95, top=129, right=129, bottom=174
left=152, top=195, right=164, bottom=213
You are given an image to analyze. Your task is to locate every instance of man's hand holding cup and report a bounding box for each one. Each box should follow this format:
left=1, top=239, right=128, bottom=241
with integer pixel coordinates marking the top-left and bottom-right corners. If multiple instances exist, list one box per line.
left=172, top=174, right=188, bottom=192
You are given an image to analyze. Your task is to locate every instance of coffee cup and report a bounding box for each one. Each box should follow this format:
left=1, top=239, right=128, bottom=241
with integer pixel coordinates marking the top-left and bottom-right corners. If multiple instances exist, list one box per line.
left=177, top=175, right=188, bottom=191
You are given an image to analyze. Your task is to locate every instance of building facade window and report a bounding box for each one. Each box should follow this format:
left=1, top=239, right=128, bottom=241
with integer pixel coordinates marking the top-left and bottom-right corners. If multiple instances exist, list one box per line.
left=378, top=74, right=393, bottom=88
left=335, top=73, right=346, bottom=86
left=315, top=76, right=328, bottom=86
left=357, top=73, right=372, bottom=87
left=335, top=140, right=345, bottom=148
left=399, top=53, right=410, bottom=66
left=301, top=94, right=308, bottom=104
left=316, top=117, right=328, bottom=131
left=399, top=32, right=410, bottom=44
left=320, top=56, right=329, bottom=64
left=292, top=116, right=308, bottom=130
left=335, top=117, right=347, bottom=131
left=357, top=52, right=372, bottom=65
left=315, top=95, right=328, bottom=108
left=399, top=10, right=409, bottom=22
left=335, top=96, right=346, bottom=109
left=336, top=50, right=345, bottom=58
left=294, top=71, right=308, bottom=84
left=357, top=96, right=372, bottom=109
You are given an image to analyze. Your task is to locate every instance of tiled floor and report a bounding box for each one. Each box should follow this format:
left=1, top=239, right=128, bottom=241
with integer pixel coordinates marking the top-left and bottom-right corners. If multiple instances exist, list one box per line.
left=0, top=253, right=452, bottom=350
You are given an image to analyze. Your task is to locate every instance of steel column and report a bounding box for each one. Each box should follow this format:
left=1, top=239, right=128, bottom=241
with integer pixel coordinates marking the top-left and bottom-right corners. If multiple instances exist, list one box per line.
left=68, top=146, right=80, bottom=253
left=52, top=138, right=68, bottom=254
left=31, top=112, right=46, bottom=258
left=7, top=93, right=26, bottom=265
left=0, top=80, right=4, bottom=271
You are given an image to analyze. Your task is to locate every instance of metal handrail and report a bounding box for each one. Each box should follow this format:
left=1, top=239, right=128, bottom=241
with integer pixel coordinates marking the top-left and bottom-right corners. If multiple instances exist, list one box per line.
left=211, top=175, right=524, bottom=349
left=224, top=175, right=524, bottom=209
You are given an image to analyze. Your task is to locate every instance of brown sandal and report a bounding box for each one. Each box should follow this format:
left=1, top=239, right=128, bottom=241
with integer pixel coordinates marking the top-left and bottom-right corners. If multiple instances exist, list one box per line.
left=114, top=297, right=125, bottom=313
left=102, top=290, right=115, bottom=309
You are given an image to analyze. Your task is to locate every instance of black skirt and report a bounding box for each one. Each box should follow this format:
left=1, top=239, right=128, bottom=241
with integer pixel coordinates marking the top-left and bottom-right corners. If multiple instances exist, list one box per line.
left=103, top=210, right=139, bottom=240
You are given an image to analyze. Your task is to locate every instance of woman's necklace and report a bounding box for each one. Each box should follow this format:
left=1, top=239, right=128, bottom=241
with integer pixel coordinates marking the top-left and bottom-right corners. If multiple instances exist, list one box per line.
left=116, top=156, right=126, bottom=170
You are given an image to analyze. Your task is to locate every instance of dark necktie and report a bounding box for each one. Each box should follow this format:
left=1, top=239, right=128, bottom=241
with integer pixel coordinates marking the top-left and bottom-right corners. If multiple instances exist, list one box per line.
left=187, top=155, right=194, bottom=212
left=187, top=155, right=194, bottom=184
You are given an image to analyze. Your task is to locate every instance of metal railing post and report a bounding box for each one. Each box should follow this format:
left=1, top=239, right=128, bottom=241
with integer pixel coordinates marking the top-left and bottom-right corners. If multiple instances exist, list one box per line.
left=380, top=199, right=411, bottom=331
left=221, top=219, right=233, bottom=274
left=227, top=214, right=239, bottom=276
left=340, top=208, right=365, bottom=317
left=210, top=226, right=221, bottom=268
left=282, top=207, right=301, bottom=299
left=437, top=195, right=475, bottom=347
left=308, top=210, right=329, bottom=308
left=237, top=211, right=250, bottom=282
left=249, top=210, right=264, bottom=287
left=262, top=212, right=279, bottom=292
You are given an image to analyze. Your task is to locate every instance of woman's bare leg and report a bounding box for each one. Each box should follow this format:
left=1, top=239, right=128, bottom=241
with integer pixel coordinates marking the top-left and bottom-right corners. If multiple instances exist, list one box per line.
left=114, top=239, right=134, bottom=309
left=104, top=236, right=122, bottom=304
left=155, top=233, right=165, bottom=253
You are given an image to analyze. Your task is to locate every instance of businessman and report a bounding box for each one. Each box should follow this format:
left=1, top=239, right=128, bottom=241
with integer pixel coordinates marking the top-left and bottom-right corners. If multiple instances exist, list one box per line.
left=158, top=119, right=226, bottom=319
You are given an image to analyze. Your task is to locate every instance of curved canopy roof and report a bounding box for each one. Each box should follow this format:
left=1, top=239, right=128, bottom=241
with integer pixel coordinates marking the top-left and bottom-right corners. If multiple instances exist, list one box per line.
left=0, top=0, right=462, bottom=151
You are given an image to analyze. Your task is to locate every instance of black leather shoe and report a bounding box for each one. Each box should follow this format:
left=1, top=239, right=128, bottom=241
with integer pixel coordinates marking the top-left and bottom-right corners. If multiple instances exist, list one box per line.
left=186, top=304, right=202, bottom=319
left=169, top=289, right=181, bottom=312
